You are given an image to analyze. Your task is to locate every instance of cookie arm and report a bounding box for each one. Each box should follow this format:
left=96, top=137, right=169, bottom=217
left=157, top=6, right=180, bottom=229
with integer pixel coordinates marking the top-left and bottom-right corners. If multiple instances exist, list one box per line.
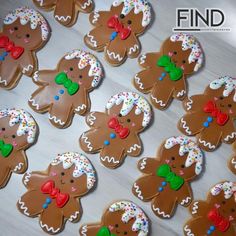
left=63, top=198, right=82, bottom=222
left=182, top=94, right=210, bottom=112
left=125, top=135, right=142, bottom=157
left=138, top=52, right=160, bottom=68
left=32, top=70, right=56, bottom=85
left=20, top=52, right=36, bottom=77
left=89, top=10, right=110, bottom=26
left=85, top=112, right=109, bottom=127
left=137, top=157, right=160, bottom=174
left=22, top=171, right=48, bottom=189
left=75, top=0, right=94, bottom=13
left=79, top=223, right=101, bottom=235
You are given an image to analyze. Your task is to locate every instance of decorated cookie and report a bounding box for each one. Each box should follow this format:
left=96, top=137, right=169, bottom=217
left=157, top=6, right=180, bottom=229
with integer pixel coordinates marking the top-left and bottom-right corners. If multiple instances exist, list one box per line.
left=0, top=7, right=50, bottom=89
left=28, top=49, right=103, bottom=128
left=178, top=76, right=236, bottom=152
left=79, top=92, right=152, bottom=168
left=183, top=181, right=236, bottom=236
left=17, top=152, right=96, bottom=234
left=133, top=33, right=204, bottom=109
left=0, top=108, right=37, bottom=188
left=84, top=0, right=152, bottom=66
left=79, top=200, right=150, bottom=236
left=229, top=142, right=236, bottom=175
left=32, top=0, right=94, bottom=27
left=132, top=136, right=204, bottom=219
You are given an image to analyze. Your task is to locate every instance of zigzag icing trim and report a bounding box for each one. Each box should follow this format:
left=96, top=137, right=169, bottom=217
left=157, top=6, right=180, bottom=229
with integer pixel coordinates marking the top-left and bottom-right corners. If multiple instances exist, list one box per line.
left=133, top=182, right=143, bottom=200
left=186, top=98, right=193, bottom=111
left=176, top=90, right=186, bottom=98
left=14, top=162, right=24, bottom=172
left=75, top=104, right=86, bottom=112
left=55, top=15, right=71, bottom=22
left=87, top=32, right=97, bottom=47
left=18, top=199, right=29, bottom=216
left=36, top=0, right=44, bottom=6
left=191, top=201, right=199, bottom=215
left=81, top=0, right=92, bottom=9
left=231, top=157, right=236, bottom=169
left=100, top=156, right=120, bottom=164
left=224, top=132, right=236, bottom=142
left=22, top=64, right=33, bottom=74
left=140, top=158, right=147, bottom=170
left=68, top=211, right=80, bottom=221
left=87, top=112, right=96, bottom=125
left=180, top=196, right=191, bottom=205
left=0, top=76, right=7, bottom=86
left=184, top=225, right=194, bottom=236
left=23, top=172, right=32, bottom=186
left=48, top=114, right=65, bottom=126
left=150, top=94, right=166, bottom=107
left=134, top=74, right=144, bottom=90
left=33, top=71, right=39, bottom=82
left=127, top=144, right=141, bottom=153
left=152, top=205, right=170, bottom=218
left=198, top=138, right=215, bottom=149
left=139, top=54, right=146, bottom=64
left=92, top=11, right=99, bottom=24
left=180, top=118, right=192, bottom=135
left=106, top=50, right=123, bottom=62
left=81, top=133, right=93, bottom=151
left=128, top=44, right=139, bottom=55
left=81, top=225, right=87, bottom=236
left=28, top=97, right=40, bottom=110
left=40, top=221, right=60, bottom=233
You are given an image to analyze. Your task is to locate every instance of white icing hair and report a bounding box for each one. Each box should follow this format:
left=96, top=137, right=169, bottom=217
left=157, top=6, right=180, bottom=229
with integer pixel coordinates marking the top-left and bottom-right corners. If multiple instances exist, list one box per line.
left=170, top=33, right=204, bottom=72
left=211, top=181, right=236, bottom=200
left=64, top=49, right=103, bottom=88
left=0, top=108, right=37, bottom=144
left=4, top=6, right=50, bottom=41
left=112, top=0, right=152, bottom=27
left=164, top=136, right=203, bottom=175
left=106, top=92, right=152, bottom=127
left=109, top=201, right=149, bottom=236
left=209, top=76, right=236, bottom=102
left=51, top=152, right=96, bottom=189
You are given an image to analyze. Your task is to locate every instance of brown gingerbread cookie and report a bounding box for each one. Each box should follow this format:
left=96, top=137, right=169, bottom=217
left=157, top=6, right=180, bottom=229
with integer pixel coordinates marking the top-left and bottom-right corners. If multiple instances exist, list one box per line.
left=84, top=0, right=152, bottom=66
left=178, top=76, right=236, bottom=152
left=32, top=0, right=94, bottom=27
left=183, top=181, right=236, bottom=236
left=0, top=7, right=50, bottom=89
left=28, top=49, right=103, bottom=128
left=228, top=141, right=236, bottom=175
left=79, top=91, right=152, bottom=168
left=17, top=152, right=96, bottom=234
left=0, top=108, right=37, bottom=188
left=79, top=200, right=150, bottom=236
left=132, top=136, right=204, bottom=219
left=133, top=33, right=204, bottom=110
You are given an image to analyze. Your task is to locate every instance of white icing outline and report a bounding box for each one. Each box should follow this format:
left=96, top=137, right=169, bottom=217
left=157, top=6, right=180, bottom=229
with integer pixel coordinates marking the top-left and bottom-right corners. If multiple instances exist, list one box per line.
left=87, top=32, right=97, bottom=47
left=87, top=112, right=96, bottom=125
left=180, top=196, right=191, bottom=206
left=28, top=97, right=40, bottom=110
left=33, top=71, right=39, bottom=82
left=40, top=221, right=60, bottom=233
left=180, top=118, right=192, bottom=135
left=134, top=74, right=144, bottom=90
left=81, top=0, right=92, bottom=9
left=150, top=94, right=166, bottom=107
left=140, top=158, right=147, bottom=170
left=186, top=98, right=193, bottom=111
left=22, top=64, right=33, bottom=74
left=127, top=144, right=141, bottom=154
left=133, top=182, right=143, bottom=200
left=23, top=172, right=32, bottom=186
left=139, top=54, right=146, bottom=64
left=224, top=132, right=236, bottom=142
left=14, top=162, right=24, bottom=172
left=128, top=44, right=139, bottom=55
left=198, top=138, right=215, bottom=149
left=152, top=205, right=170, bottom=218
left=92, top=11, right=99, bottom=24
left=75, top=104, right=86, bottom=112
left=100, top=156, right=120, bottom=164
left=54, top=15, right=71, bottom=22
left=0, top=76, right=7, bottom=86
left=106, top=50, right=123, bottom=62
left=68, top=211, right=80, bottom=222
left=48, top=114, right=65, bottom=126
left=18, top=199, right=29, bottom=216
left=176, top=90, right=186, bottom=98
left=81, top=133, right=93, bottom=151
left=191, top=202, right=199, bottom=215
left=81, top=225, right=87, bottom=236
left=184, top=225, right=194, bottom=236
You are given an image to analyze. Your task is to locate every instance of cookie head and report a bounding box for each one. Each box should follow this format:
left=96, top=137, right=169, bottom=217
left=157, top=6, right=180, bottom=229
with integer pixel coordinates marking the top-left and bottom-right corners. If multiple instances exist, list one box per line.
left=49, top=152, right=96, bottom=197
left=162, top=33, right=204, bottom=75
left=3, top=7, right=50, bottom=50
left=57, top=50, right=103, bottom=90
left=106, top=92, right=152, bottom=132
left=102, top=201, right=149, bottom=236
left=111, top=0, right=152, bottom=34
left=0, top=109, right=37, bottom=153
left=162, top=136, right=203, bottom=181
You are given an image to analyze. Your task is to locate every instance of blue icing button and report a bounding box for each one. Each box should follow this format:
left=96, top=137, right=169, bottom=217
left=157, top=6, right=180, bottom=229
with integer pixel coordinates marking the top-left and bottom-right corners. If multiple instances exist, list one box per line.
left=158, top=187, right=163, bottom=192
left=42, top=203, right=48, bottom=209
left=207, top=230, right=211, bottom=235
left=209, top=226, right=215, bottom=231
left=207, top=116, right=213, bottom=122
left=110, top=32, right=118, bottom=41
left=0, top=56, right=4, bottom=61
left=162, top=181, right=167, bottom=187
left=203, top=121, right=209, bottom=128
left=46, top=197, right=51, bottom=204
left=161, top=72, right=166, bottom=77
left=54, top=95, right=59, bottom=101
left=3, top=51, right=8, bottom=56
left=159, top=77, right=163, bottom=81
left=110, top=133, right=116, bottom=139
left=59, top=89, right=64, bottom=94
left=104, top=140, right=110, bottom=146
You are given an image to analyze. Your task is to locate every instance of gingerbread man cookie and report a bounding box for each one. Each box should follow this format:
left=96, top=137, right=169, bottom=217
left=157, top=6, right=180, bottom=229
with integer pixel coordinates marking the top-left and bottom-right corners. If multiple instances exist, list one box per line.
left=17, top=152, right=96, bottom=234
left=32, top=0, right=94, bottom=27
left=0, top=108, right=37, bottom=188
left=132, top=136, right=204, bottom=219
left=84, top=0, right=152, bottom=66
left=184, top=181, right=236, bottom=236
left=79, top=200, right=150, bottom=236
left=178, top=76, right=236, bottom=152
left=0, top=7, right=50, bottom=89
left=79, top=92, right=152, bottom=168
left=133, top=33, right=204, bottom=109
left=28, top=49, right=103, bottom=128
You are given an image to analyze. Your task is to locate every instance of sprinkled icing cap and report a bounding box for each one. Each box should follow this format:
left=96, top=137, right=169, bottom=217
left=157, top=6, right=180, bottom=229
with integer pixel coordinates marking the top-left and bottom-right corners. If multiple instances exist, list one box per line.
left=112, top=0, right=152, bottom=27
left=64, top=49, right=103, bottom=88
left=51, top=152, right=96, bottom=189
left=164, top=136, right=203, bottom=175
left=0, top=108, right=37, bottom=144
left=109, top=200, right=149, bottom=236
left=106, top=92, right=152, bottom=127
left=211, top=181, right=236, bottom=200
left=170, top=33, right=204, bottom=72
left=209, top=76, right=236, bottom=102
left=4, top=6, right=50, bottom=41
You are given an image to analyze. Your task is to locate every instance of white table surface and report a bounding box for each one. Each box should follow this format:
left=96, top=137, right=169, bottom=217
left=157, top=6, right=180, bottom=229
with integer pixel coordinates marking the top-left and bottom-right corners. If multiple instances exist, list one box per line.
left=0, top=0, right=236, bottom=235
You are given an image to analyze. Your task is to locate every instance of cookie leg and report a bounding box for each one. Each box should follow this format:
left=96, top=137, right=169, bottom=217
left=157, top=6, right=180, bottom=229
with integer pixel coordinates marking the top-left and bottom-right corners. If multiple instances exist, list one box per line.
left=0, top=62, right=19, bottom=89
left=0, top=164, right=11, bottom=188
left=79, top=224, right=101, bottom=236
left=229, top=155, right=236, bottom=175
left=33, top=0, right=56, bottom=8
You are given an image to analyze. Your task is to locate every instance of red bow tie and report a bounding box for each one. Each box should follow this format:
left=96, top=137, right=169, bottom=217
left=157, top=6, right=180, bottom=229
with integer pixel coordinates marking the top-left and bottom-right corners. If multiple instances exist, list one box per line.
left=0, top=35, right=24, bottom=59
left=203, top=100, right=229, bottom=126
left=108, top=117, right=130, bottom=139
left=41, top=180, right=69, bottom=208
left=107, top=16, right=131, bottom=40
left=208, top=208, right=230, bottom=232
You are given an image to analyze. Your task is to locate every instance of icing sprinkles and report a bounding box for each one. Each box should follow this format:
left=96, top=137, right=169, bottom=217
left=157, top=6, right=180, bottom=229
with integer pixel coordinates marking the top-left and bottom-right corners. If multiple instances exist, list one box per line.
left=0, top=108, right=37, bottom=144
left=109, top=200, right=149, bottom=236
left=64, top=49, right=103, bottom=87
left=112, top=0, right=152, bottom=27
left=51, top=152, right=96, bottom=189
left=209, top=76, right=236, bottom=102
left=170, top=33, right=204, bottom=72
left=164, top=136, right=203, bottom=175
left=3, top=6, right=50, bottom=41
left=211, top=181, right=236, bottom=200
left=106, top=92, right=152, bottom=127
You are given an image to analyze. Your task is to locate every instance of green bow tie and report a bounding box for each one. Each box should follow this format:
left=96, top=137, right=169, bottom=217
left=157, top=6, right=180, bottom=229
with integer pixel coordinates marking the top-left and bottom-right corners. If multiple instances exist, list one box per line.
left=157, top=55, right=183, bottom=81
left=55, top=72, right=79, bottom=96
left=156, top=164, right=184, bottom=190
left=97, top=226, right=116, bottom=236
left=0, top=139, right=13, bottom=157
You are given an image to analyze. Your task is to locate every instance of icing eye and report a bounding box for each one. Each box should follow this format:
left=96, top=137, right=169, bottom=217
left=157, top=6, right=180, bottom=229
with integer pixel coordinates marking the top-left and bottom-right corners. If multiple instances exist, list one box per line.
left=124, top=232, right=127, bottom=235
left=182, top=60, right=186, bottom=64
left=127, top=119, right=131, bottom=123
left=2, top=128, right=5, bottom=131
left=127, top=20, right=132, bottom=25
left=118, top=114, right=122, bottom=117
left=115, top=224, right=119, bottom=228
left=228, top=104, right=232, bottom=107
left=120, top=14, right=125, bottom=19
left=171, top=157, right=175, bottom=160
left=79, top=75, right=83, bottom=78
left=219, top=96, right=224, bottom=100
left=181, top=164, right=185, bottom=168
left=222, top=201, right=226, bottom=204
left=61, top=172, right=65, bottom=176
left=26, top=34, right=30, bottom=38
left=14, top=27, right=18, bottom=30
left=70, top=179, right=74, bottom=183
left=12, top=135, right=16, bottom=138
left=69, top=67, right=73, bottom=71
left=174, top=51, right=177, bottom=55
left=231, top=208, right=235, bottom=212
